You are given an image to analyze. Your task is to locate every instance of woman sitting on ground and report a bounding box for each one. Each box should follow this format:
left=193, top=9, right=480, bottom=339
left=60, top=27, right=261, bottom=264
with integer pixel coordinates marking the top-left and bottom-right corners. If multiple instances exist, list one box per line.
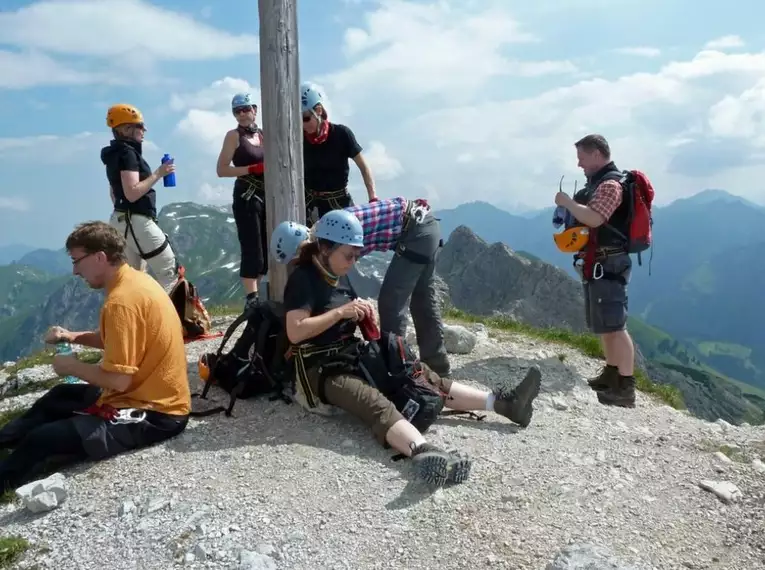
left=272, top=211, right=543, bottom=487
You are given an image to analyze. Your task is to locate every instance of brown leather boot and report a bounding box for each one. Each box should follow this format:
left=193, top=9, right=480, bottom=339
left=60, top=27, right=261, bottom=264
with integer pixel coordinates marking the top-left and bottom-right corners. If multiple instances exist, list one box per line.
left=597, top=374, right=636, bottom=408
left=587, top=364, right=618, bottom=391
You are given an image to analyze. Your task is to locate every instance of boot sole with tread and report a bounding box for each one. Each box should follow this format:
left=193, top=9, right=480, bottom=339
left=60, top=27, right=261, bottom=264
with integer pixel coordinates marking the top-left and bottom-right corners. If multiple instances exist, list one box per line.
left=414, top=451, right=472, bottom=487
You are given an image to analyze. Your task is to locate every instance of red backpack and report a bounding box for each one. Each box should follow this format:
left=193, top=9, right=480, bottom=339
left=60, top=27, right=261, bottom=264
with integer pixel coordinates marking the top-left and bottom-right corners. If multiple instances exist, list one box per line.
left=603, top=169, right=655, bottom=267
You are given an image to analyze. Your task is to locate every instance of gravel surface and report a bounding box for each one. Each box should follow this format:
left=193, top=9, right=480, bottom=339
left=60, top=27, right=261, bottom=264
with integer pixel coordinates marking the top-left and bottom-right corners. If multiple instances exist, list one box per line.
left=2, top=318, right=764, bottom=570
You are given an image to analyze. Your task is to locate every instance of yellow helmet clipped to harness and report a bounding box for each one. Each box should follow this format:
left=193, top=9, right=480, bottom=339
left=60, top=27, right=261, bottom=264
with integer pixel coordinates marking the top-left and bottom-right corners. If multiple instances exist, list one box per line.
left=106, top=104, right=144, bottom=128
left=553, top=225, right=590, bottom=253
left=197, top=353, right=213, bottom=383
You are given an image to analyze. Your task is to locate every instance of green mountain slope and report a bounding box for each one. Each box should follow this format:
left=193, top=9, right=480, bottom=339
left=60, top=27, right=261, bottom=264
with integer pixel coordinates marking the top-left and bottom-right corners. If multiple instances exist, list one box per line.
left=435, top=191, right=765, bottom=392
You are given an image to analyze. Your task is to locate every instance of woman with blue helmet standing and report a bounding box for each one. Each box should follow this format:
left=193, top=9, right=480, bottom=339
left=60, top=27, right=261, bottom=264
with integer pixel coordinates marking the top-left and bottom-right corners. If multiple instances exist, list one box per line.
left=272, top=210, right=541, bottom=487
left=300, top=82, right=377, bottom=226
left=216, top=92, right=268, bottom=309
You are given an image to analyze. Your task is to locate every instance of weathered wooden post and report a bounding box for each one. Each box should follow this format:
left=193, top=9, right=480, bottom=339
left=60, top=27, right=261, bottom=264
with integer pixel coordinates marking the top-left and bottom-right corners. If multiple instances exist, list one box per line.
left=258, top=0, right=304, bottom=301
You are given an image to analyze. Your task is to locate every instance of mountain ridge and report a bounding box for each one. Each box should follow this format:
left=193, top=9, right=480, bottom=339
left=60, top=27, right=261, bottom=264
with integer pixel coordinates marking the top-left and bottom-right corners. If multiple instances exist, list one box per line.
left=0, top=201, right=761, bottom=426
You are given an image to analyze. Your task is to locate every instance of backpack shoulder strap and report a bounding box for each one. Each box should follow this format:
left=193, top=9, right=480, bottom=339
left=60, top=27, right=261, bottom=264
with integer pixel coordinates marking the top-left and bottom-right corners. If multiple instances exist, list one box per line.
left=216, top=308, right=253, bottom=358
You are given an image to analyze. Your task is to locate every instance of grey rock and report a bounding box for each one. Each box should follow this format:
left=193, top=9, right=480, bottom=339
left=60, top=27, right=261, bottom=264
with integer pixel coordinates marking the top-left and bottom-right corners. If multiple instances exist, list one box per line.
left=15, top=472, right=68, bottom=513
left=443, top=324, right=477, bottom=354
left=239, top=549, right=277, bottom=570
left=698, top=480, right=743, bottom=504
left=546, top=543, right=646, bottom=569
left=436, top=226, right=587, bottom=332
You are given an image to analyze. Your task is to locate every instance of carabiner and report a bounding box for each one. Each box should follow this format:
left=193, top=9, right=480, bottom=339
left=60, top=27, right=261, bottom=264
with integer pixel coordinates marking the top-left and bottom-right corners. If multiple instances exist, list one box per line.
left=592, top=262, right=604, bottom=280
left=110, top=409, right=147, bottom=425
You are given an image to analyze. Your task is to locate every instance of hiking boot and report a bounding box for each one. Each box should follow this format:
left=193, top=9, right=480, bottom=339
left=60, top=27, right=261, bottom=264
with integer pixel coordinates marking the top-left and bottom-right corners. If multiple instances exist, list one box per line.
left=244, top=293, right=260, bottom=312
left=597, top=375, right=636, bottom=408
left=588, top=364, right=618, bottom=392
left=422, top=354, right=451, bottom=378
left=410, top=442, right=472, bottom=487
left=493, top=365, right=542, bottom=428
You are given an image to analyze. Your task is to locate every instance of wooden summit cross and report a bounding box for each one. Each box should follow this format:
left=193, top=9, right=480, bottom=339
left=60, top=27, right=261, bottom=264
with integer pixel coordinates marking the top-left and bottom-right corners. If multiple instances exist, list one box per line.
left=259, top=0, right=305, bottom=302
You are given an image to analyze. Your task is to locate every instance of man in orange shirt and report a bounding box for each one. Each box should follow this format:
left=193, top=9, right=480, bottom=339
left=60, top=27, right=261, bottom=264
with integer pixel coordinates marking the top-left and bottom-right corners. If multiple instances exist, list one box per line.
left=0, top=221, right=190, bottom=492
left=554, top=134, right=636, bottom=408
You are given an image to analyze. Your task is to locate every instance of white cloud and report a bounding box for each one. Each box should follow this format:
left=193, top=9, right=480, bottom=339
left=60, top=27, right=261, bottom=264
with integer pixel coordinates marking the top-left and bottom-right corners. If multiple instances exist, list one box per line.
left=707, top=78, right=765, bottom=144
left=170, top=77, right=262, bottom=113
left=0, top=131, right=159, bottom=162
left=363, top=141, right=403, bottom=181
left=614, top=47, right=661, bottom=57
left=0, top=0, right=258, bottom=61
left=196, top=183, right=230, bottom=205
left=0, top=197, right=30, bottom=212
left=356, top=43, right=765, bottom=208
left=704, top=35, right=745, bottom=50
left=0, top=51, right=109, bottom=89
left=322, top=0, right=576, bottom=103
left=0, top=0, right=257, bottom=88
left=173, top=78, right=263, bottom=156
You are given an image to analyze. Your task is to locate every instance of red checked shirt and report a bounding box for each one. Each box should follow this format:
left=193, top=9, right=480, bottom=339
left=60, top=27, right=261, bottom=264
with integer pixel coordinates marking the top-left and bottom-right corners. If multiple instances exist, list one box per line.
left=346, top=196, right=408, bottom=257
left=588, top=180, right=622, bottom=222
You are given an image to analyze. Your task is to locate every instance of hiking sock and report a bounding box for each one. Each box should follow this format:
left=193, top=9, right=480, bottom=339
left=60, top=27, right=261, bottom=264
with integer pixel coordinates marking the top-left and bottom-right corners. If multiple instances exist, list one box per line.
left=485, top=393, right=496, bottom=411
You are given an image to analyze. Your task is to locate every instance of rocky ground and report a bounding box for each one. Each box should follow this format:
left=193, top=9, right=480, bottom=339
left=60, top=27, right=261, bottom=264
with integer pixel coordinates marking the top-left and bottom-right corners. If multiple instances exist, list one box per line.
left=1, top=315, right=764, bottom=570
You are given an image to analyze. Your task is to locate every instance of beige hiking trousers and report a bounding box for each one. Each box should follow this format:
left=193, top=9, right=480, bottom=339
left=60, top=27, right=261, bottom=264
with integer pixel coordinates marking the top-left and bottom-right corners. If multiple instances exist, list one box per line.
left=109, top=210, right=177, bottom=293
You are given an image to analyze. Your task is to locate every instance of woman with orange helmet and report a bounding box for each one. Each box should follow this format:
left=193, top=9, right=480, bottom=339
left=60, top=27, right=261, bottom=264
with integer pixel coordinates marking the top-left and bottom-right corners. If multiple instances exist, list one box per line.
left=101, top=103, right=178, bottom=292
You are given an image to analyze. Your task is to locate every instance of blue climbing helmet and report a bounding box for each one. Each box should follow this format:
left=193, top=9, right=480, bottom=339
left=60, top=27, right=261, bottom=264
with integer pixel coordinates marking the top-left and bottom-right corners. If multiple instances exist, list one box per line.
left=314, top=210, right=365, bottom=248
left=300, top=82, right=325, bottom=114
left=270, top=221, right=310, bottom=264
left=231, top=92, right=254, bottom=110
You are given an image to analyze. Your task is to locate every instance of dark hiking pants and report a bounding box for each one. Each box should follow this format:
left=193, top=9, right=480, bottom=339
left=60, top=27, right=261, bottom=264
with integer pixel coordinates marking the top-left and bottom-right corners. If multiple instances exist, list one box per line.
left=377, top=213, right=447, bottom=365
left=0, top=384, right=188, bottom=493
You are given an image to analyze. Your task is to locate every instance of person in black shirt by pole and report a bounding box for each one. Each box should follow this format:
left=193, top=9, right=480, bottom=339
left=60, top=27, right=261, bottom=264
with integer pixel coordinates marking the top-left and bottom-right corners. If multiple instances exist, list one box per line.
left=300, top=82, right=377, bottom=226
left=216, top=93, right=269, bottom=310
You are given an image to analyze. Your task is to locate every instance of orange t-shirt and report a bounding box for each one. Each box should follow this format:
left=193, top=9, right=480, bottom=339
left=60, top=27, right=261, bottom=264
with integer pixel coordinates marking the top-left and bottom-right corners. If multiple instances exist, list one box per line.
left=96, top=264, right=190, bottom=416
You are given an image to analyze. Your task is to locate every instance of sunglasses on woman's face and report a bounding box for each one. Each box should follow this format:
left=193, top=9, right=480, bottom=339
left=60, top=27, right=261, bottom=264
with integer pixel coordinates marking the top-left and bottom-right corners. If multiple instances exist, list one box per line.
left=302, top=113, right=313, bottom=123
left=234, top=106, right=254, bottom=115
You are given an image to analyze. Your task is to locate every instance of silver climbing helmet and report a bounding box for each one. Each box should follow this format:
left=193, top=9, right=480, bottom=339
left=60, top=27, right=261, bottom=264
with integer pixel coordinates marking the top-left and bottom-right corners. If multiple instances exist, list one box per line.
left=270, top=221, right=310, bottom=264
left=300, top=82, right=325, bottom=114
left=313, top=210, right=364, bottom=248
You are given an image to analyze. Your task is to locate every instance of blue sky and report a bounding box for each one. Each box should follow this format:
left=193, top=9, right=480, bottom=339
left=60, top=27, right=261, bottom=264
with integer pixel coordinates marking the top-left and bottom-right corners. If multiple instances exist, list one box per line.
left=2, top=0, right=765, bottom=248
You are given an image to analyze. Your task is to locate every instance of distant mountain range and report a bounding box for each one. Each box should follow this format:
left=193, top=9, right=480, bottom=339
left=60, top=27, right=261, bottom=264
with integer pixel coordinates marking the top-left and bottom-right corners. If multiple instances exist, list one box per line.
left=433, top=189, right=765, bottom=393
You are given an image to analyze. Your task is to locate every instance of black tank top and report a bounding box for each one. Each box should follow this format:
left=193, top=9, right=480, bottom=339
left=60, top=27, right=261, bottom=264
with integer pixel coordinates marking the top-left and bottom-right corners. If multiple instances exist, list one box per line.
left=232, top=126, right=265, bottom=197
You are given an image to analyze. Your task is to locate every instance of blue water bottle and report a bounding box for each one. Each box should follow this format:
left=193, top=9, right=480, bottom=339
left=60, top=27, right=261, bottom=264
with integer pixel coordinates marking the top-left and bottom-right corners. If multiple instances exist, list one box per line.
left=161, top=154, right=176, bottom=187
left=55, top=342, right=80, bottom=384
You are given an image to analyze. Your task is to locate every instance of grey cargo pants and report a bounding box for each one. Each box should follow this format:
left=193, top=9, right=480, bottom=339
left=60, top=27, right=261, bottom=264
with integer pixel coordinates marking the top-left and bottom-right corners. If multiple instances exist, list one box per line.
left=377, top=213, right=447, bottom=364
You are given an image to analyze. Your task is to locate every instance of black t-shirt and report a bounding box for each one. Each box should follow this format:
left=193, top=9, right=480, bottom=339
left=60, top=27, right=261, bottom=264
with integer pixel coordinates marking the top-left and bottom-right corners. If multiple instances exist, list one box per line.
left=303, top=123, right=362, bottom=192
left=283, top=263, right=358, bottom=346
left=100, top=139, right=156, bottom=218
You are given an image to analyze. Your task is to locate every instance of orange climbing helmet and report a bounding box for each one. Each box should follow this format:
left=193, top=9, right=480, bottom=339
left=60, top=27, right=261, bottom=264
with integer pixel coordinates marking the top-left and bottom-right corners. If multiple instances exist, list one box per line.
left=553, top=225, right=590, bottom=253
left=197, top=353, right=214, bottom=383
left=106, top=104, right=144, bottom=128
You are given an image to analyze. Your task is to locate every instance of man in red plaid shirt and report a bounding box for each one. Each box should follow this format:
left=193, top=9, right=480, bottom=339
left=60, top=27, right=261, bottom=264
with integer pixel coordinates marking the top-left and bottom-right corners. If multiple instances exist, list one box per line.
left=554, top=134, right=636, bottom=408
left=344, top=196, right=450, bottom=376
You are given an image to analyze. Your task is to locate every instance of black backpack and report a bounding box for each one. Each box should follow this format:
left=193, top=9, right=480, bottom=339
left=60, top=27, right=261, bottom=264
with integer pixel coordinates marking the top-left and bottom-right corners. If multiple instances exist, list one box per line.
left=191, top=301, right=290, bottom=417
left=353, top=332, right=447, bottom=434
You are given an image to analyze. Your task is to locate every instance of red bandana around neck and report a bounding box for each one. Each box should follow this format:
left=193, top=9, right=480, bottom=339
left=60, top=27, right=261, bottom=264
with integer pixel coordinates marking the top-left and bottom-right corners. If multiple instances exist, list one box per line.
left=306, top=120, right=330, bottom=145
